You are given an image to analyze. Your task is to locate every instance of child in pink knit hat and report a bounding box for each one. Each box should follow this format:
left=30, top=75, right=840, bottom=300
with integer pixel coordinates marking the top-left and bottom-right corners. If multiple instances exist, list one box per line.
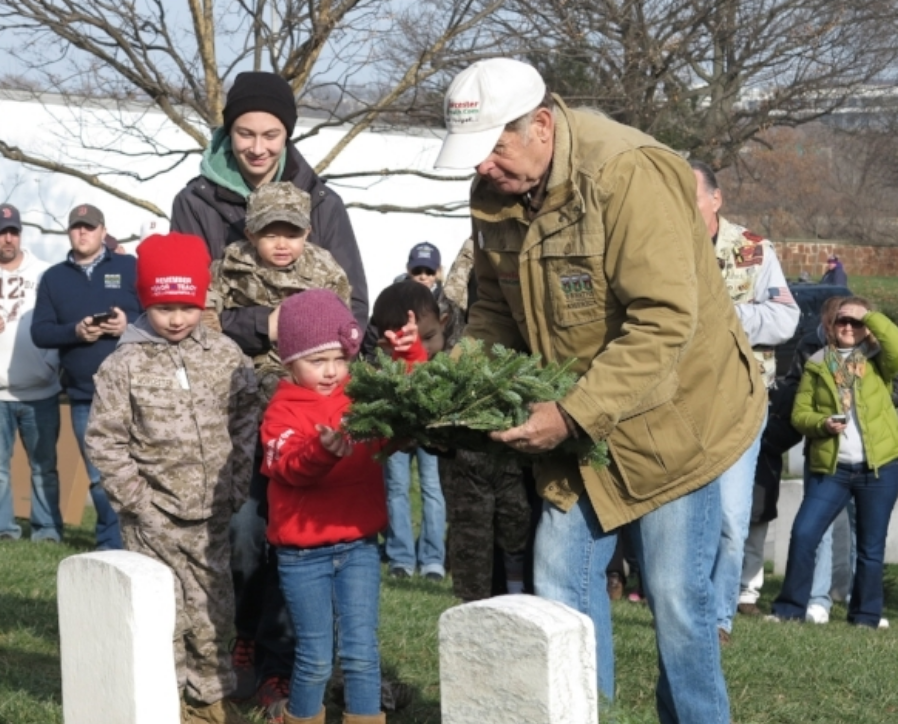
left=260, top=289, right=424, bottom=724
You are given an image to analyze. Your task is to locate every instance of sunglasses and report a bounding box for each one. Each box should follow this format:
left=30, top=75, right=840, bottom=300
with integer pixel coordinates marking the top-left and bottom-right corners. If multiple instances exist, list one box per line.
left=410, top=266, right=437, bottom=276
left=835, top=317, right=865, bottom=329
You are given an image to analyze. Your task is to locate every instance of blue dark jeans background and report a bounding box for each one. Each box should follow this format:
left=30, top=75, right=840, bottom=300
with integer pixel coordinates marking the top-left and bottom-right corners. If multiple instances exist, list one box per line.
left=773, top=460, right=898, bottom=627
left=230, top=457, right=294, bottom=682
left=0, top=396, right=62, bottom=541
left=70, top=400, right=122, bottom=550
left=384, top=448, right=445, bottom=577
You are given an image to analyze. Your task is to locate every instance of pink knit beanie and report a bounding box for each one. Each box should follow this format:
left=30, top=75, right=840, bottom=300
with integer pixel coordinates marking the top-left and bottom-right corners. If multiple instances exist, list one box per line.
left=278, top=289, right=361, bottom=364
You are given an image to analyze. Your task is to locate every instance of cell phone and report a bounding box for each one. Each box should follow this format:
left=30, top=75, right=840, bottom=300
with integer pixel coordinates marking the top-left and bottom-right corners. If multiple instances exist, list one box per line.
left=830, top=414, right=847, bottom=424
left=768, top=287, right=780, bottom=299
left=89, top=309, right=115, bottom=326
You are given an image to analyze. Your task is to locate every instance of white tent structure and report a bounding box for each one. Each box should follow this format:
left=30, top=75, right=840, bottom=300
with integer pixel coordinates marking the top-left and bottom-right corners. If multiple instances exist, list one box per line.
left=0, top=90, right=472, bottom=304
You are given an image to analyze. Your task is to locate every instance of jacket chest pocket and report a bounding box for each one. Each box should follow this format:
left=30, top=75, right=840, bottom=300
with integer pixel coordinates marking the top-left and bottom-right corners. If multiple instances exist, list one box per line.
left=480, top=227, right=529, bottom=325
left=131, top=387, right=185, bottom=444
left=541, top=235, right=608, bottom=328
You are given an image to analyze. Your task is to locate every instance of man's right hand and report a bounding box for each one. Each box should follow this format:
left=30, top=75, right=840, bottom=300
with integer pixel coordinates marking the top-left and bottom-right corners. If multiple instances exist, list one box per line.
left=76, top=316, right=104, bottom=343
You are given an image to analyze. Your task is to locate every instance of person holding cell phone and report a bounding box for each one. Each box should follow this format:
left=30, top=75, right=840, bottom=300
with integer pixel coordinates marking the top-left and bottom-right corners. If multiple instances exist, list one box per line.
left=771, top=297, right=898, bottom=628
left=31, top=203, right=142, bottom=550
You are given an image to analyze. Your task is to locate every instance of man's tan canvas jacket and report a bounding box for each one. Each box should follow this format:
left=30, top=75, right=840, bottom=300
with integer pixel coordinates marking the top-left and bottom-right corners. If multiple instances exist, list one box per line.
left=465, top=96, right=767, bottom=530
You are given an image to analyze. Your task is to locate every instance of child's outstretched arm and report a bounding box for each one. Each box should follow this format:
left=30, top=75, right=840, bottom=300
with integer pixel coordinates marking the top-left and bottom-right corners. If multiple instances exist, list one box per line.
left=384, top=311, right=427, bottom=364
left=262, top=403, right=350, bottom=487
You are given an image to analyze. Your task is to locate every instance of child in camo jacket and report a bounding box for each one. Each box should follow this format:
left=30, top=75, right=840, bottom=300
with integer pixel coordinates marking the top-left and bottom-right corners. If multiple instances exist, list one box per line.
left=86, top=232, right=258, bottom=724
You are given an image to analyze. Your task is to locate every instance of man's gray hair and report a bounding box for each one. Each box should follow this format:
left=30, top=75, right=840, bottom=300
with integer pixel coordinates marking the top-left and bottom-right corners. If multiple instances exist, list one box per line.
left=504, top=91, right=556, bottom=142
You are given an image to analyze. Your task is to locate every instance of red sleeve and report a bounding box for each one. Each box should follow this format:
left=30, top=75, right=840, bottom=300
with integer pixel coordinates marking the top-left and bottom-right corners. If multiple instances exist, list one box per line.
left=391, top=337, right=428, bottom=369
left=261, top=403, right=339, bottom=487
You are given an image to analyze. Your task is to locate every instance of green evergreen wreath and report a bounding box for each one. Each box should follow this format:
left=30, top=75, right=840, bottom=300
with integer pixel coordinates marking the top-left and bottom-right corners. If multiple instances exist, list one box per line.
left=343, top=338, right=608, bottom=469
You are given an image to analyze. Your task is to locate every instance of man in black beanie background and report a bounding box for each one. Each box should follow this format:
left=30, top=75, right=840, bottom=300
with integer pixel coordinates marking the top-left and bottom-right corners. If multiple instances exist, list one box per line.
left=171, top=71, right=369, bottom=721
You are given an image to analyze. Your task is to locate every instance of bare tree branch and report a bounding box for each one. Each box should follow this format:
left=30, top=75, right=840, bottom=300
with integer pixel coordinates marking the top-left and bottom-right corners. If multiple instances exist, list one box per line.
left=0, top=139, right=166, bottom=216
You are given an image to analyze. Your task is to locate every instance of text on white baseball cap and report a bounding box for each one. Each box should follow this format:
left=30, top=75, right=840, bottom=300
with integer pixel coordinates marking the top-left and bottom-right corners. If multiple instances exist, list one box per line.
left=434, top=58, right=547, bottom=170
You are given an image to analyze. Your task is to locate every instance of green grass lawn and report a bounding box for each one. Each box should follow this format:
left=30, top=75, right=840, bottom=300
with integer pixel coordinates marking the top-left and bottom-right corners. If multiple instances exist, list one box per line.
left=4, top=508, right=898, bottom=723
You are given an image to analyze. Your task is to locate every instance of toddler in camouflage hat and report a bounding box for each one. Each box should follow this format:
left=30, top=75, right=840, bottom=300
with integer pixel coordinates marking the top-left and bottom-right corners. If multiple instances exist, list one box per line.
left=209, top=181, right=352, bottom=404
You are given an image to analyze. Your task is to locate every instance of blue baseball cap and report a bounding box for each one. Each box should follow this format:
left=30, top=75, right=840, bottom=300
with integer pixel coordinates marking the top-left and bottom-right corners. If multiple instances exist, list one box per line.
left=407, top=242, right=441, bottom=272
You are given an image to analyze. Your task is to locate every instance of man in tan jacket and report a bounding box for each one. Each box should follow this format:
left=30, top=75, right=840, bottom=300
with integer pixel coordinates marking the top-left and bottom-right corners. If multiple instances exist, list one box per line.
left=435, top=58, right=766, bottom=723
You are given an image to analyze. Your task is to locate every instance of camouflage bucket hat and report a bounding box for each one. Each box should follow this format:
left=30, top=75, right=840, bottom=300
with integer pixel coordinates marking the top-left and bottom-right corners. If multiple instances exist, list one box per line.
left=245, top=182, right=312, bottom=234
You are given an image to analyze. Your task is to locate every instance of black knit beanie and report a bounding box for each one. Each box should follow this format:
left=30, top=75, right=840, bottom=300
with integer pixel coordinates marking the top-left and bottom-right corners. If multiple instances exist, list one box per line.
left=222, top=72, right=298, bottom=136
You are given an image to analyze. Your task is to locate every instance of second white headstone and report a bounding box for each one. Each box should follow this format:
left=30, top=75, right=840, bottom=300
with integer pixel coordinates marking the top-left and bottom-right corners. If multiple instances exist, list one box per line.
left=439, top=594, right=598, bottom=724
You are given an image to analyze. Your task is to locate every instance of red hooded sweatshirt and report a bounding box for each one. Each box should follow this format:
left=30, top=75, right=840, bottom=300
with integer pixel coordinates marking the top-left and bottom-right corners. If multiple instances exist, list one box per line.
left=262, top=339, right=426, bottom=548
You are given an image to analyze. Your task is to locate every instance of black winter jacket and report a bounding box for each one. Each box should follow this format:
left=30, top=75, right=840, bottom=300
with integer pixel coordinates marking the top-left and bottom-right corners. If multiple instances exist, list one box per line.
left=171, top=143, right=368, bottom=355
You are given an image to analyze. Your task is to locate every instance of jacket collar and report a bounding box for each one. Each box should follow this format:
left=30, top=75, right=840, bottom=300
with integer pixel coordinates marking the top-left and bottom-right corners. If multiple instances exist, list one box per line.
left=119, top=313, right=213, bottom=351
left=199, top=141, right=329, bottom=214
left=66, top=246, right=111, bottom=269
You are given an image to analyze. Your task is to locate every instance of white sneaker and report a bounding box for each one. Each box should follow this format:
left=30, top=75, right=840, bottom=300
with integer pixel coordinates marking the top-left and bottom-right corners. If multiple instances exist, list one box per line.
left=805, top=604, right=830, bottom=624
left=879, top=617, right=890, bottom=629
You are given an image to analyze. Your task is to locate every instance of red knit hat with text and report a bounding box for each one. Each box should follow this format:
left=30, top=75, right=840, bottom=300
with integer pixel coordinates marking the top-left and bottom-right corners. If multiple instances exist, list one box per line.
left=136, top=233, right=211, bottom=309
left=278, top=289, right=361, bottom=364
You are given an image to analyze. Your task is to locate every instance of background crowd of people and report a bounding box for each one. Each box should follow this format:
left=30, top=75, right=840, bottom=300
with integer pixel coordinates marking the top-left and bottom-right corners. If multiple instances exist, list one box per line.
left=1, top=57, right=894, bottom=724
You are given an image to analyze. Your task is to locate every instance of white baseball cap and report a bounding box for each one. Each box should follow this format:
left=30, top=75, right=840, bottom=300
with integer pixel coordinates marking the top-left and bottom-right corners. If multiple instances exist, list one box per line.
left=434, top=58, right=547, bottom=170
left=139, top=217, right=170, bottom=241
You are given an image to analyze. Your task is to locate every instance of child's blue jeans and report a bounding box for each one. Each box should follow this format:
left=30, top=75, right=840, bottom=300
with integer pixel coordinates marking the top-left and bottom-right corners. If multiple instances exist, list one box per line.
left=277, top=537, right=381, bottom=717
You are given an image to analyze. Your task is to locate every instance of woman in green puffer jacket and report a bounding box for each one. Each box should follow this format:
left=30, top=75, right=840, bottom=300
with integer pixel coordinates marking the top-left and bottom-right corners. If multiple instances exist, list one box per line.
left=772, top=297, right=898, bottom=628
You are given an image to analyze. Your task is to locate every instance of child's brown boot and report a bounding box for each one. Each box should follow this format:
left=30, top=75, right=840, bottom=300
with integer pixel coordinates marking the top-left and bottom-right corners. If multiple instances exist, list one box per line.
left=283, top=707, right=326, bottom=724
left=342, top=713, right=386, bottom=724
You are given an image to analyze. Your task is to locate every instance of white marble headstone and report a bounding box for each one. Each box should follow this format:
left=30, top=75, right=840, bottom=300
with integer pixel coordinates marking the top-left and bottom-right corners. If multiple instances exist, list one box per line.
left=439, top=594, right=598, bottom=724
left=57, top=551, right=179, bottom=724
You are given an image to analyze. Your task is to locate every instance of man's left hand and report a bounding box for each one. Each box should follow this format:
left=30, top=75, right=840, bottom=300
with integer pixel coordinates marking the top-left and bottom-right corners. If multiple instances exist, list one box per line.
left=490, top=401, right=570, bottom=454
left=98, top=307, right=127, bottom=337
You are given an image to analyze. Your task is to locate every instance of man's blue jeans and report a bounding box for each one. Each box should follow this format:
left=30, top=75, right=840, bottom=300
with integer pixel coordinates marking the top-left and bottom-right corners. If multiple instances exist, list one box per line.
left=773, top=461, right=898, bottom=627
left=277, top=538, right=381, bottom=718
left=712, top=424, right=762, bottom=633
left=70, top=400, right=122, bottom=550
left=384, top=449, right=445, bottom=576
left=535, top=479, right=728, bottom=724
left=0, top=396, right=62, bottom=541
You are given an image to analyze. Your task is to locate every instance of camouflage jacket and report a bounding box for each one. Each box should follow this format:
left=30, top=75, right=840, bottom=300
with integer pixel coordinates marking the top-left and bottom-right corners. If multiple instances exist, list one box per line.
left=716, top=216, right=799, bottom=387
left=86, top=316, right=258, bottom=521
left=210, top=239, right=351, bottom=401
left=442, top=237, right=474, bottom=312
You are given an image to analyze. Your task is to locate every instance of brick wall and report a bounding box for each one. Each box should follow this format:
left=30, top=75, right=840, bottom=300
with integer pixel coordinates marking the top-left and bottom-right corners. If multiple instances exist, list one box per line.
left=771, top=241, right=898, bottom=278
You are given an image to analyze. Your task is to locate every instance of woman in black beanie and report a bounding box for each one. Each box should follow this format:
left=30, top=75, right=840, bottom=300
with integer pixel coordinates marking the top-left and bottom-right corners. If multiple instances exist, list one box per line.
left=170, top=70, right=369, bottom=719
left=171, top=71, right=367, bottom=339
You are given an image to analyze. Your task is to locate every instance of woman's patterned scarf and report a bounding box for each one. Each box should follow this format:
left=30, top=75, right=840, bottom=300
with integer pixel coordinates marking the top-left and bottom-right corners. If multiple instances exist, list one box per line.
left=824, top=341, right=872, bottom=414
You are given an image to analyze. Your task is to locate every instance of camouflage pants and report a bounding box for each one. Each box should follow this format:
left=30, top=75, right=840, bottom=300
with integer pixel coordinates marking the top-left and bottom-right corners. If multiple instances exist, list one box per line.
left=121, top=506, right=237, bottom=704
left=439, top=450, right=531, bottom=601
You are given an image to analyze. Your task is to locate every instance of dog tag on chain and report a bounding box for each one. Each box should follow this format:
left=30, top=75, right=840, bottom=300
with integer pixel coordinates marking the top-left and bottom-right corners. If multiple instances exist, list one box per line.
left=176, top=367, right=190, bottom=390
